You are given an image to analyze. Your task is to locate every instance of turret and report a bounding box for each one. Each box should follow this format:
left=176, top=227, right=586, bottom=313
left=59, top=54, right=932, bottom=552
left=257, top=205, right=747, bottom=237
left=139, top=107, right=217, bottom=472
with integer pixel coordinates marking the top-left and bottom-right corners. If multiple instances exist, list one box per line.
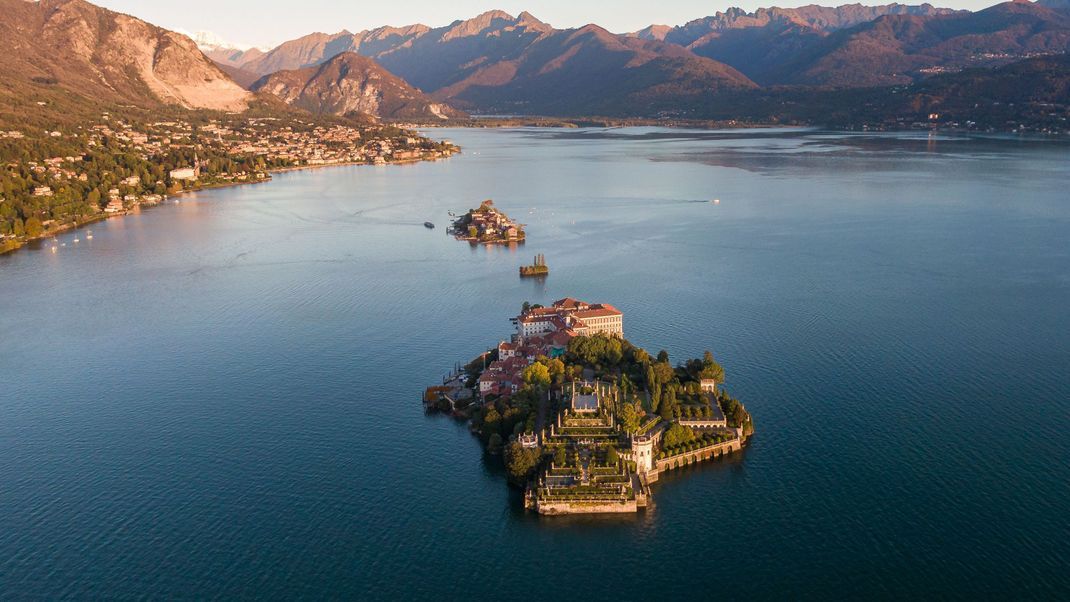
left=632, top=435, right=654, bottom=475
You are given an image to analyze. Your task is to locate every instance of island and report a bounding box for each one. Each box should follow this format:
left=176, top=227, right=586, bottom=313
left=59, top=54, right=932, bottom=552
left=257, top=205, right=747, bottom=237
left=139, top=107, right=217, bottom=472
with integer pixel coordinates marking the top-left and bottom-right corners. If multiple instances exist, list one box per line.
left=519, top=254, right=549, bottom=278
left=449, top=200, right=525, bottom=244
left=426, top=297, right=754, bottom=515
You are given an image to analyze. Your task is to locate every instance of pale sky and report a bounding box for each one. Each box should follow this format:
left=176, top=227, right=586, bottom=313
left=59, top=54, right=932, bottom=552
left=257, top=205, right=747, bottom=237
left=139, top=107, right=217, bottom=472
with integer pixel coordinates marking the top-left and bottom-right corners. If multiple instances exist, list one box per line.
left=94, top=1, right=1008, bottom=49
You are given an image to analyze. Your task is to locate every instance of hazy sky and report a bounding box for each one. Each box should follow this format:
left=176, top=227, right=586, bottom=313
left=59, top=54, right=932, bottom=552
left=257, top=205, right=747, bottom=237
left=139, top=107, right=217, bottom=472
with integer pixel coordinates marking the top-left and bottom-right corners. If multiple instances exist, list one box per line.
left=94, top=1, right=1006, bottom=49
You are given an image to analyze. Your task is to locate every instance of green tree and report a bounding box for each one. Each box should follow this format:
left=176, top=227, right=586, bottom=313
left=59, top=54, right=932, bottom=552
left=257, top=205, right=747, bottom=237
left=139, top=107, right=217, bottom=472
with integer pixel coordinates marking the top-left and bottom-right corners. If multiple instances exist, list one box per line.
left=482, top=407, right=501, bottom=441
left=700, top=350, right=726, bottom=383
left=487, top=433, right=503, bottom=454
left=659, top=386, right=674, bottom=420
left=634, top=348, right=650, bottom=365
left=619, top=402, right=642, bottom=435
left=522, top=363, right=551, bottom=389
left=653, top=361, right=674, bottom=385
left=605, top=446, right=619, bottom=466
left=543, top=357, right=565, bottom=382
left=24, top=216, right=43, bottom=238
left=664, top=423, right=695, bottom=448
left=553, top=446, right=567, bottom=467
left=657, top=350, right=670, bottom=364
left=505, top=441, right=541, bottom=482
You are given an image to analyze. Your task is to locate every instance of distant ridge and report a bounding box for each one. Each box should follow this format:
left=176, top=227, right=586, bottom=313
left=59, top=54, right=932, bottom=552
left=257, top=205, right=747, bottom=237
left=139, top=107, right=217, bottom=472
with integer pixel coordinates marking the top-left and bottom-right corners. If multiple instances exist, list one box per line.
left=767, top=1, right=1070, bottom=86
left=251, top=52, right=467, bottom=120
left=233, top=10, right=757, bottom=117
left=218, top=3, right=1070, bottom=114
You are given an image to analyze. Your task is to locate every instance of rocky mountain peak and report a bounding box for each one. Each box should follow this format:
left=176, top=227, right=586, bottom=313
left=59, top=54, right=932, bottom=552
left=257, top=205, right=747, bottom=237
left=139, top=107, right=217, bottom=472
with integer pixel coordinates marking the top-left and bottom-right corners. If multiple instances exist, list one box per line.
left=251, top=51, right=465, bottom=120
left=2, top=0, right=251, bottom=111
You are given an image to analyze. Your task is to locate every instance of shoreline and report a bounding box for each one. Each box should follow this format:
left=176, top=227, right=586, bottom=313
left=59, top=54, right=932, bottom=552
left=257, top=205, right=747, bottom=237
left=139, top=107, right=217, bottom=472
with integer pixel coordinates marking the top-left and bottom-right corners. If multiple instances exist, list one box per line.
left=1, top=154, right=455, bottom=257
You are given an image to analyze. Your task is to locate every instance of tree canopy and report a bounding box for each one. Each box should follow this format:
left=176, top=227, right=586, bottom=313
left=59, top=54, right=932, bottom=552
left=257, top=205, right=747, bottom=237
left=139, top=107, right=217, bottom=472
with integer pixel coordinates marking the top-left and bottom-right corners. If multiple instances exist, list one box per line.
left=619, top=402, right=642, bottom=435
left=663, top=423, right=695, bottom=448
left=522, top=362, right=551, bottom=388
left=505, top=441, right=541, bottom=482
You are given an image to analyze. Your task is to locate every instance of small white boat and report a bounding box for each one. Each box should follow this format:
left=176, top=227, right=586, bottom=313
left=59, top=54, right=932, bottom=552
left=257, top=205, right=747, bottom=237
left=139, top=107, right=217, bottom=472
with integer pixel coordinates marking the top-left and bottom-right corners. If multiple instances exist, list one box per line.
left=712, top=199, right=721, bottom=205
left=51, top=246, right=57, bottom=252
left=86, top=234, right=93, bottom=240
left=73, top=238, right=80, bottom=243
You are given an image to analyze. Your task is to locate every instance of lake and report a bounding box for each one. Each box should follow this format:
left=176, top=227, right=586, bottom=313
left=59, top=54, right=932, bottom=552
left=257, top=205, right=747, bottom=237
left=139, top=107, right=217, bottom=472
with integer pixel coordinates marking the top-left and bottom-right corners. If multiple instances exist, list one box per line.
left=1, top=127, right=1068, bottom=599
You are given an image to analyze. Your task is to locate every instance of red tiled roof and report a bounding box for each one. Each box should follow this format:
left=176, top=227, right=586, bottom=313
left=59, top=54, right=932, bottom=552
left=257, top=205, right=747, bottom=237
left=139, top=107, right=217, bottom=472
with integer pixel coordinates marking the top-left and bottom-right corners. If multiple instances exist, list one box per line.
left=553, top=297, right=587, bottom=309
left=574, top=307, right=621, bottom=319
left=528, top=307, right=560, bottom=316
left=549, top=331, right=573, bottom=346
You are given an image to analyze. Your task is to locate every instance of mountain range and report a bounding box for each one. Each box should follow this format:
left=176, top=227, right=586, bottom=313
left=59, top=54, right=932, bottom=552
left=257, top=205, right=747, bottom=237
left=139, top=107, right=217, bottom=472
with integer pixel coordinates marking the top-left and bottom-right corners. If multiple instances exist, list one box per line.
left=207, top=2, right=1070, bottom=118
left=1, top=0, right=1067, bottom=127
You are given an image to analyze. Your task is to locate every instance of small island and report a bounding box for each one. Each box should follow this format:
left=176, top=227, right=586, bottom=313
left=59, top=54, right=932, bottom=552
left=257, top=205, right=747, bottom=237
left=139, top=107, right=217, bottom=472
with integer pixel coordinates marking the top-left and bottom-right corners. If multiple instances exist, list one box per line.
left=519, top=254, right=549, bottom=277
left=449, top=199, right=525, bottom=244
left=426, top=298, right=754, bottom=515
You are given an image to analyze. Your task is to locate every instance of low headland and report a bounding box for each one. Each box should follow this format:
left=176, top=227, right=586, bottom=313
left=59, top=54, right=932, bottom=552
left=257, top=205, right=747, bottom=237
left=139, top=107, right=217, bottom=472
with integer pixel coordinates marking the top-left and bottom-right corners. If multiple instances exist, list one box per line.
left=0, top=109, right=459, bottom=256
left=426, top=298, right=754, bottom=515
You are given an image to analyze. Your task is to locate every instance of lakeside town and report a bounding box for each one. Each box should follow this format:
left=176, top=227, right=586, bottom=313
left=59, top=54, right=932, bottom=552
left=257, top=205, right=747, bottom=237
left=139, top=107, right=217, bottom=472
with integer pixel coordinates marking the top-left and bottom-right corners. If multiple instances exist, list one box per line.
left=0, top=114, right=458, bottom=254
left=426, top=298, right=754, bottom=515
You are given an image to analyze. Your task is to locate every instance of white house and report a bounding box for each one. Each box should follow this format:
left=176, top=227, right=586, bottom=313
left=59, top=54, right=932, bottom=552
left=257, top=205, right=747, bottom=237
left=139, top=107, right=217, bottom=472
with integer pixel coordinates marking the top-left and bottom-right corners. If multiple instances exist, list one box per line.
left=169, top=167, right=197, bottom=181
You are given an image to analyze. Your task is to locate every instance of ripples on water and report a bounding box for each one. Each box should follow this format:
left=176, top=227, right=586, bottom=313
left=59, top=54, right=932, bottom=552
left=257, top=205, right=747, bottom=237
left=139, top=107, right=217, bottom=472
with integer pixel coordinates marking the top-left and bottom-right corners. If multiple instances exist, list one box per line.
left=1, top=128, right=1068, bottom=599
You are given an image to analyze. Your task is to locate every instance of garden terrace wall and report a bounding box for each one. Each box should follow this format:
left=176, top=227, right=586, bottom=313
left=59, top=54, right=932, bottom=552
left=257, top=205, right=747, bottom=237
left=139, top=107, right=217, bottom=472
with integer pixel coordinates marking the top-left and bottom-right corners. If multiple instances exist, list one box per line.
left=536, top=499, right=639, bottom=515
left=654, top=438, right=742, bottom=474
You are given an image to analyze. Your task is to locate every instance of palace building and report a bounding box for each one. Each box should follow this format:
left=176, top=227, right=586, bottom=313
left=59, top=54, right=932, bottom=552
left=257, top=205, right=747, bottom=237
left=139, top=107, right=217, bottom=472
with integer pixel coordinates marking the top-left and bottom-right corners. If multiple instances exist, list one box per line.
left=514, top=297, right=623, bottom=341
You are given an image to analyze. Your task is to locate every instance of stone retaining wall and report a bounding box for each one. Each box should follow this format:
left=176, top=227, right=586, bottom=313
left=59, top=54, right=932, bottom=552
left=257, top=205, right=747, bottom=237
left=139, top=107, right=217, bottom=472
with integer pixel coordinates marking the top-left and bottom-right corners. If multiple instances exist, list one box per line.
left=652, top=438, right=742, bottom=475
left=536, top=499, right=639, bottom=515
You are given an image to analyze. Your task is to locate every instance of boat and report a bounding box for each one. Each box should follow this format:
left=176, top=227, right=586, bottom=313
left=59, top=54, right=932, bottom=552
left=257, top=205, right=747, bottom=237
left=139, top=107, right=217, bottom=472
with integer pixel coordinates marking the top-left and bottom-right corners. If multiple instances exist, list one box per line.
left=424, top=222, right=436, bottom=229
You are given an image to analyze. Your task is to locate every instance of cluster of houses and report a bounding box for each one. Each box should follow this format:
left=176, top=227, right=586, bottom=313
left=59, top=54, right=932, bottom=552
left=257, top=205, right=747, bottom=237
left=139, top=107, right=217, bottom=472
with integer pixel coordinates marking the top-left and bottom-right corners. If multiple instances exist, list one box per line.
left=221, top=121, right=452, bottom=166
left=102, top=177, right=166, bottom=214
left=78, top=117, right=450, bottom=180
left=457, top=200, right=524, bottom=242
left=477, top=298, right=624, bottom=399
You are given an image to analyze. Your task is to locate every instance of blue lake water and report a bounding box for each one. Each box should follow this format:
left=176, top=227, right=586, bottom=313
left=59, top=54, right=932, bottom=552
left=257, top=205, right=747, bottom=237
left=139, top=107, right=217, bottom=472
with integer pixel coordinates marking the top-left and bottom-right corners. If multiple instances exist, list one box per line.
left=1, top=128, right=1068, bottom=599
